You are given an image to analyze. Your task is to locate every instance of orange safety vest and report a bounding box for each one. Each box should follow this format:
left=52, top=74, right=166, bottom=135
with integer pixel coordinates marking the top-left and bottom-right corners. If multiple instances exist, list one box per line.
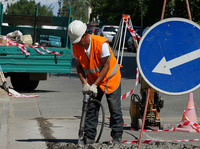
left=73, top=35, right=121, bottom=94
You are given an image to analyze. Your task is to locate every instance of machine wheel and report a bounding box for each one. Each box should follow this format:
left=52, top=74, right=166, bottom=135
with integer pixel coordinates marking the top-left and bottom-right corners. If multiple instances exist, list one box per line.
left=137, top=118, right=143, bottom=129
left=10, top=73, right=39, bottom=91
left=159, top=120, right=164, bottom=130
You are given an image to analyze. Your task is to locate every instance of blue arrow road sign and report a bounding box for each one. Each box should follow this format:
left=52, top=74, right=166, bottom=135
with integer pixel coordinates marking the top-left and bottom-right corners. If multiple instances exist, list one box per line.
left=137, top=18, right=200, bottom=95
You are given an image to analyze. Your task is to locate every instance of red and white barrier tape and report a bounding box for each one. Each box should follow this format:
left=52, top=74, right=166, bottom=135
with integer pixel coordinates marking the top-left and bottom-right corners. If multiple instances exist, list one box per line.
left=123, top=19, right=141, bottom=40
left=177, top=107, right=200, bottom=132
left=9, top=93, right=39, bottom=98
left=122, top=138, right=200, bottom=144
left=1, top=37, right=60, bottom=56
left=40, top=45, right=60, bottom=56
left=6, top=39, right=30, bottom=56
left=120, top=17, right=141, bottom=100
left=128, top=122, right=200, bottom=133
left=29, top=45, right=46, bottom=55
left=13, top=94, right=39, bottom=98
left=121, top=67, right=139, bottom=100
left=164, top=124, right=179, bottom=126
left=29, top=45, right=60, bottom=56
left=130, top=127, right=176, bottom=132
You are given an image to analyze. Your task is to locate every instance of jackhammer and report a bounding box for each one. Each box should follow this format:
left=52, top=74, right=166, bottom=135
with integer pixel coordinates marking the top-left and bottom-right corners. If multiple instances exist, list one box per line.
left=78, top=94, right=105, bottom=145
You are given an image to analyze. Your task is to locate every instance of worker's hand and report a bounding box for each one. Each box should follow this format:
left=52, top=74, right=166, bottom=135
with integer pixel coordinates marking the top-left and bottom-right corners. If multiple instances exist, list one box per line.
left=89, top=84, right=97, bottom=97
left=82, top=83, right=90, bottom=95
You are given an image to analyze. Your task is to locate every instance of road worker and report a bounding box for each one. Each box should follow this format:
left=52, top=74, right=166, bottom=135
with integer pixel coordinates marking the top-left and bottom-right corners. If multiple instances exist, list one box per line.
left=68, top=20, right=124, bottom=144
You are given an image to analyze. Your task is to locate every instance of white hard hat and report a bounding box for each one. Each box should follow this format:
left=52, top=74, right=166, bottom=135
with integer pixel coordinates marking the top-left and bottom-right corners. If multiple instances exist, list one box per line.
left=68, top=20, right=87, bottom=43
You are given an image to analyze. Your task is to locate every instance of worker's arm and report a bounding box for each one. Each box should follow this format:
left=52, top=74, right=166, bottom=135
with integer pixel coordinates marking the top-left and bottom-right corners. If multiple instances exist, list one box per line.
left=93, top=56, right=110, bottom=86
left=75, top=59, right=87, bottom=84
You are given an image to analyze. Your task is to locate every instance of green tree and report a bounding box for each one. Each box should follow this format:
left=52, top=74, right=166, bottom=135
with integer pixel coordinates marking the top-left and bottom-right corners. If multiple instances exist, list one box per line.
left=5, top=0, right=53, bottom=16
left=137, top=0, right=200, bottom=26
left=91, top=0, right=142, bottom=26
left=141, top=0, right=164, bottom=27
left=165, top=0, right=200, bottom=24
left=58, top=0, right=88, bottom=23
left=91, top=0, right=200, bottom=27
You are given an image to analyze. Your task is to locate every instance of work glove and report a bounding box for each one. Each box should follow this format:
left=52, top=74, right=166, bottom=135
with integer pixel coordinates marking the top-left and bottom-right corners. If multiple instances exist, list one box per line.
left=89, top=84, right=98, bottom=97
left=82, top=83, right=90, bottom=95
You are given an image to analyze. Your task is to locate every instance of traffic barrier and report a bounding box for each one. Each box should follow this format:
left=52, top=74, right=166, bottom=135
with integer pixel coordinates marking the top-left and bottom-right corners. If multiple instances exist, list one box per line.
left=114, top=14, right=140, bottom=101
left=119, top=15, right=141, bottom=100
left=123, top=18, right=141, bottom=40
left=176, top=93, right=200, bottom=133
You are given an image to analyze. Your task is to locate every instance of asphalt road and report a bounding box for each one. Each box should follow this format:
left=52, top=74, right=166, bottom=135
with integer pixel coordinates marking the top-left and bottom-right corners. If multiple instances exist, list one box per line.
left=0, top=51, right=200, bottom=149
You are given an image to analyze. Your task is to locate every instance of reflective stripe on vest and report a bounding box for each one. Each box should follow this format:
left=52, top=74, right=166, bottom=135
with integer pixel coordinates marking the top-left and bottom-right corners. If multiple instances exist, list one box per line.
left=83, top=64, right=103, bottom=73
left=105, top=62, right=119, bottom=93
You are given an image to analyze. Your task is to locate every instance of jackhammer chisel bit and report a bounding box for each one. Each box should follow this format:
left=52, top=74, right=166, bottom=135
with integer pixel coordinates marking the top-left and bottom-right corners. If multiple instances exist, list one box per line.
left=78, top=94, right=90, bottom=145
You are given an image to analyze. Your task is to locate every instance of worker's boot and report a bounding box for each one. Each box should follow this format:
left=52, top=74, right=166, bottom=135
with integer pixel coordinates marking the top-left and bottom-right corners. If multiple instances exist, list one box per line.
left=112, top=137, right=122, bottom=144
left=83, top=135, right=95, bottom=144
left=79, top=134, right=95, bottom=145
left=85, top=138, right=95, bottom=144
left=111, top=132, right=122, bottom=144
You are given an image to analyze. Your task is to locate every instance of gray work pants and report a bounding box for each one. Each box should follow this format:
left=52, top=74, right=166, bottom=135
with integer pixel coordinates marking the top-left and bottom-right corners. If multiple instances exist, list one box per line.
left=84, top=84, right=124, bottom=140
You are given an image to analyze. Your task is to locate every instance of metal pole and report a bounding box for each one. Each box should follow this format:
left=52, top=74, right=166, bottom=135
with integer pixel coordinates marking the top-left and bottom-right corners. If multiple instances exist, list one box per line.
left=0, top=4, right=3, bottom=35
left=117, top=19, right=124, bottom=63
left=34, top=4, right=38, bottom=44
left=113, top=19, right=122, bottom=52
left=140, top=0, right=143, bottom=28
left=185, top=0, right=192, bottom=20
left=138, top=88, right=151, bottom=149
left=120, top=23, right=127, bottom=66
left=67, top=1, right=72, bottom=48
left=161, top=0, right=167, bottom=20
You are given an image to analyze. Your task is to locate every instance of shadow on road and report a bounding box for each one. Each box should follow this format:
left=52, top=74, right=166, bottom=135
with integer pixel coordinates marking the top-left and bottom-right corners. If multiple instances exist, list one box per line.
left=16, top=139, right=78, bottom=144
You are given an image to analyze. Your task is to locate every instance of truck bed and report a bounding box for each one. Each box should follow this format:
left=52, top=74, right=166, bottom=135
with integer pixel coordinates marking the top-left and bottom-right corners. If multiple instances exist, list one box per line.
left=0, top=46, right=72, bottom=73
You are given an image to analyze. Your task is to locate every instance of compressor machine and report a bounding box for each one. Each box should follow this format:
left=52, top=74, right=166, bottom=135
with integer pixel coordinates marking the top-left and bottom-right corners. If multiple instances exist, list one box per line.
left=130, top=87, right=164, bottom=130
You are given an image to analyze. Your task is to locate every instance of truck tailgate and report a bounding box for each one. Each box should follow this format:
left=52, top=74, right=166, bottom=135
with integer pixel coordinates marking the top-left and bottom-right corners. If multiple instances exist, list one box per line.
left=0, top=46, right=72, bottom=73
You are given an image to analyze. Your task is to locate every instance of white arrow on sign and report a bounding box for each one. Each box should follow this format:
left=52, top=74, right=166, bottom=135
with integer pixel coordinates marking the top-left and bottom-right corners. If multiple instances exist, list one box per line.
left=152, top=48, right=200, bottom=75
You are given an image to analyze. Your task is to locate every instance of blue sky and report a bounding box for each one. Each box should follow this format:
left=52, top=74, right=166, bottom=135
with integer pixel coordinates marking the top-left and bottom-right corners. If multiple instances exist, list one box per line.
left=35, top=0, right=59, bottom=16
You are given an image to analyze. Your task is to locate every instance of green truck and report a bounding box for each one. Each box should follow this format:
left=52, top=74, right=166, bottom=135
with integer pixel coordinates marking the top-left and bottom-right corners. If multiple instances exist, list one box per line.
left=0, top=4, right=73, bottom=91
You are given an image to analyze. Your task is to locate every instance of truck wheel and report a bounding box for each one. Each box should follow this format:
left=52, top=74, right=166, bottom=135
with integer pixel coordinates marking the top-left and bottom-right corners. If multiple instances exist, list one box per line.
left=10, top=73, right=39, bottom=91
left=137, top=118, right=143, bottom=129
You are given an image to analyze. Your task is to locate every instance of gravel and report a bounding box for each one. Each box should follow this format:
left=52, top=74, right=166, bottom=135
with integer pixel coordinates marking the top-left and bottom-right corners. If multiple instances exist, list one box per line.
left=47, top=142, right=200, bottom=149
